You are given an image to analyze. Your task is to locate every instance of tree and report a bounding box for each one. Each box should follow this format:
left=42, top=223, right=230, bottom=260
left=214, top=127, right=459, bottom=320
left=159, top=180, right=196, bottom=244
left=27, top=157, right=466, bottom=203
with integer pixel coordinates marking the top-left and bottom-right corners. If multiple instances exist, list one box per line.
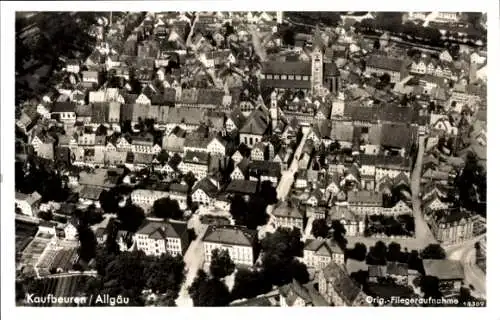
left=230, top=194, right=247, bottom=225
left=156, top=149, right=169, bottom=165
left=420, top=275, right=443, bottom=299
left=407, top=249, right=423, bottom=272
left=387, top=242, right=402, bottom=262
left=260, top=227, right=308, bottom=286
left=99, top=189, right=121, bottom=213
left=145, top=253, right=186, bottom=297
left=38, top=210, right=53, bottom=221
left=348, top=242, right=367, bottom=261
left=331, top=220, right=347, bottom=249
left=209, top=248, right=236, bottom=279
left=311, top=219, right=329, bottom=239
left=259, top=180, right=277, bottom=205
left=189, top=270, right=231, bottom=306
left=117, top=204, right=145, bottom=233
left=366, top=241, right=387, bottom=265
left=152, top=197, right=183, bottom=220
left=373, top=39, right=380, bottom=50
left=77, top=224, right=97, bottom=262
left=184, top=171, right=197, bottom=189
left=379, top=73, right=391, bottom=85
left=420, top=244, right=446, bottom=260
left=230, top=269, right=272, bottom=301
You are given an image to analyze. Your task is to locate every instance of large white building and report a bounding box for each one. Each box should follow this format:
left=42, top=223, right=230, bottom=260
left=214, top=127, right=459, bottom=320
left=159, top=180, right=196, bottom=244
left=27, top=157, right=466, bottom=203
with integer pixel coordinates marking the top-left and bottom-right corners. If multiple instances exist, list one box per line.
left=303, top=239, right=344, bottom=271
left=202, top=225, right=257, bottom=267
left=134, top=220, right=189, bottom=257
left=130, top=189, right=170, bottom=207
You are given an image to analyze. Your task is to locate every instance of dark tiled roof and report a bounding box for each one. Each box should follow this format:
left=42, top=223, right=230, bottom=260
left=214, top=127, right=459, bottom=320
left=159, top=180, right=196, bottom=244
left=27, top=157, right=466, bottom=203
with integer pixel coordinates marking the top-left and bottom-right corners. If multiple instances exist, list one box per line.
left=225, top=180, right=258, bottom=195
left=366, top=55, right=409, bottom=72
left=136, top=220, right=187, bottom=239
left=422, top=259, right=464, bottom=280
left=262, top=61, right=310, bottom=76
left=322, top=261, right=362, bottom=306
left=380, top=123, right=412, bottom=148
left=202, top=225, right=256, bottom=247
left=386, top=262, right=408, bottom=276
left=52, top=102, right=76, bottom=113
left=193, top=177, right=218, bottom=197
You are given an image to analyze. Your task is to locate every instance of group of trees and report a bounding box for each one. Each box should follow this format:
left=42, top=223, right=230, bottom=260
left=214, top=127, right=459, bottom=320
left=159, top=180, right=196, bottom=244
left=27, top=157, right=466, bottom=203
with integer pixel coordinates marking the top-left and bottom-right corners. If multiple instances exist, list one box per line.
left=310, top=219, right=348, bottom=249
left=188, top=248, right=237, bottom=306
left=452, top=151, right=486, bottom=216
left=117, top=203, right=146, bottom=233
left=15, top=156, right=73, bottom=203
left=152, top=197, right=183, bottom=220
left=229, top=181, right=276, bottom=230
left=89, top=249, right=186, bottom=306
left=364, top=214, right=415, bottom=238
left=348, top=241, right=446, bottom=273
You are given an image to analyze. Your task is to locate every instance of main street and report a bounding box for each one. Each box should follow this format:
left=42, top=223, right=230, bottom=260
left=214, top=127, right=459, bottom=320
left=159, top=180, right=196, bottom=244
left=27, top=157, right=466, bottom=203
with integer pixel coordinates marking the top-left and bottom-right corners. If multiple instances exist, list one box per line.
left=410, top=135, right=437, bottom=247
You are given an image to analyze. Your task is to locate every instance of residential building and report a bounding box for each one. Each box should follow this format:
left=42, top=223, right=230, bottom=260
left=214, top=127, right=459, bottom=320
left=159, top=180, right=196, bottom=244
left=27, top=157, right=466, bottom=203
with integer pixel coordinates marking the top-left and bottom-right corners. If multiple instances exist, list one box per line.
left=178, top=151, right=210, bottom=180
left=15, top=192, right=42, bottom=217
left=346, top=191, right=383, bottom=215
left=134, top=220, right=189, bottom=257
left=328, top=206, right=366, bottom=236
left=278, top=280, right=329, bottom=307
left=130, top=189, right=170, bottom=208
left=303, top=238, right=344, bottom=271
left=318, top=261, right=368, bottom=306
left=203, top=225, right=258, bottom=267
left=422, top=259, right=465, bottom=295
left=429, top=209, right=474, bottom=245
left=365, top=55, right=411, bottom=83
left=272, top=201, right=304, bottom=231
left=191, top=177, right=219, bottom=206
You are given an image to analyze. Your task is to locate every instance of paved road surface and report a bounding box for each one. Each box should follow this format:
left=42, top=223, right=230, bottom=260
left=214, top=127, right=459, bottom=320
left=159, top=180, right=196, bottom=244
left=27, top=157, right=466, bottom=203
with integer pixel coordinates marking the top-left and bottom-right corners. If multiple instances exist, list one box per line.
left=445, top=234, right=486, bottom=299
left=410, top=135, right=437, bottom=247
left=175, top=217, right=207, bottom=307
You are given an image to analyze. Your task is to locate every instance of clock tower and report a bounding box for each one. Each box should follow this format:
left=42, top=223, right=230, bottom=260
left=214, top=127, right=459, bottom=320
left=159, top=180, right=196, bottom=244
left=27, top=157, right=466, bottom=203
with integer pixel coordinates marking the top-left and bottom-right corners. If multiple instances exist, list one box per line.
left=311, top=26, right=324, bottom=95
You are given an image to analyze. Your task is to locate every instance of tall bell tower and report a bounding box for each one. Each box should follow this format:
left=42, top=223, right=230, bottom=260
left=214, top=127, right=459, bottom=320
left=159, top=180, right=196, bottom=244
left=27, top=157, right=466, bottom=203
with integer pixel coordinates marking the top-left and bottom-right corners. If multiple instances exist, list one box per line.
left=311, top=26, right=324, bottom=95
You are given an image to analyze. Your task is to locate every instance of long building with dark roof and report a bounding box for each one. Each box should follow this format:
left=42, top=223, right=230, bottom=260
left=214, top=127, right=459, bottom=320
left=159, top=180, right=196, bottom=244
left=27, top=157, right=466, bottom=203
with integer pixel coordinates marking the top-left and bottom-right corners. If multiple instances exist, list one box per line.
left=202, top=225, right=258, bottom=267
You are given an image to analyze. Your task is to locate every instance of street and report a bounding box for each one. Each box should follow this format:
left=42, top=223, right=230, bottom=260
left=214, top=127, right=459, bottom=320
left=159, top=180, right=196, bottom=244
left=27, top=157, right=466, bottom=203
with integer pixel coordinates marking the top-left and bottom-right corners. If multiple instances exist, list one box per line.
left=445, top=234, right=486, bottom=299
left=410, top=135, right=437, bottom=247
left=175, top=215, right=207, bottom=307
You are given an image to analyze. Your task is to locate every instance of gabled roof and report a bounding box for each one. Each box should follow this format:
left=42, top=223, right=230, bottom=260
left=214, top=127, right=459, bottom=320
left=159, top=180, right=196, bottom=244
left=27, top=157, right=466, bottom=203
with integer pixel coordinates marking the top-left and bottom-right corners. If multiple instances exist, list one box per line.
left=240, top=110, right=269, bottom=135
left=136, top=220, right=187, bottom=239
left=273, top=201, right=303, bottom=219
left=192, top=177, right=219, bottom=197
left=422, top=259, right=464, bottom=280
left=52, top=102, right=76, bottom=113
left=321, top=261, right=362, bottom=305
left=202, top=225, right=256, bottom=246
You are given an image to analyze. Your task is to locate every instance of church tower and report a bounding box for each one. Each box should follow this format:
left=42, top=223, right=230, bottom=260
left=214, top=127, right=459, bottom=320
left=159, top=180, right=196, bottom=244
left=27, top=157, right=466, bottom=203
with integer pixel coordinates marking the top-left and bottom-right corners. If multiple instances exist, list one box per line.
left=276, top=11, right=283, bottom=24
left=311, top=26, right=324, bottom=95
left=270, top=90, right=278, bottom=131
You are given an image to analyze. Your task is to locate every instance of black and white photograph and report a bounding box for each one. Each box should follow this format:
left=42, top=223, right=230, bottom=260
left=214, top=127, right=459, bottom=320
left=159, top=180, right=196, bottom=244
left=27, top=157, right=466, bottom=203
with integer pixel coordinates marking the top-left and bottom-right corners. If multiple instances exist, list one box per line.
left=1, top=1, right=496, bottom=314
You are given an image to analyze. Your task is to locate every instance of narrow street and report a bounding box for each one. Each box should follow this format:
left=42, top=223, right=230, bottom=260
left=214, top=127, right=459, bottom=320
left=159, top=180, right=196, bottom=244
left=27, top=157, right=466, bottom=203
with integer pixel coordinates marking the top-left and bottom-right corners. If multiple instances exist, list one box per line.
left=410, top=136, right=437, bottom=247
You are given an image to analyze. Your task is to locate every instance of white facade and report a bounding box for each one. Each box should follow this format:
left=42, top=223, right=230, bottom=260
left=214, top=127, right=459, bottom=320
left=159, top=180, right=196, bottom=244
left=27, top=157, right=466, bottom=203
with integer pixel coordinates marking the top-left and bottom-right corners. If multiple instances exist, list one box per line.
left=203, top=242, right=254, bottom=266
left=134, top=233, right=183, bottom=257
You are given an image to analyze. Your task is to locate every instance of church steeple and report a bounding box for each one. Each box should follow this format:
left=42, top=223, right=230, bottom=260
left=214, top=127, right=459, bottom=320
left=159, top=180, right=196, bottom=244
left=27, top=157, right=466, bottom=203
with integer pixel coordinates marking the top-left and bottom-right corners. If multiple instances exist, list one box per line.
left=311, top=25, right=324, bottom=95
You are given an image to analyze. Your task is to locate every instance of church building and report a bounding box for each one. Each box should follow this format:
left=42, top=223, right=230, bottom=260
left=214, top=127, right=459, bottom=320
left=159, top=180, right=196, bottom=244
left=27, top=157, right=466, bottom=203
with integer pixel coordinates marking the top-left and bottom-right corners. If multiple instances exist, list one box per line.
left=261, top=26, right=340, bottom=95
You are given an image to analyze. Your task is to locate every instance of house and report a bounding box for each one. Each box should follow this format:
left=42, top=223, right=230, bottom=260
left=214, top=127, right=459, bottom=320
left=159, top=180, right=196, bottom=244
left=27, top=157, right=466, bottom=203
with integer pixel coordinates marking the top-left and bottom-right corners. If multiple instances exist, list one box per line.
left=250, top=142, right=266, bottom=161
left=230, top=158, right=250, bottom=181
left=51, top=102, right=77, bottom=122
left=202, top=225, right=258, bottom=267
left=272, top=201, right=304, bottom=231
left=278, top=280, right=329, bottom=307
left=422, top=259, right=464, bottom=294
left=304, top=238, right=344, bottom=271
left=31, top=133, right=55, bottom=160
left=318, top=261, right=368, bottom=306
left=224, top=180, right=259, bottom=198
left=365, top=55, right=411, bottom=83
left=66, top=59, right=80, bottom=74
left=368, top=265, right=387, bottom=283
left=248, top=160, right=281, bottom=186
left=134, top=220, right=189, bottom=258
left=206, top=136, right=227, bottom=157
left=239, top=109, right=270, bottom=148
left=82, top=71, right=99, bottom=85
left=191, top=177, right=219, bottom=206
left=15, top=192, right=42, bottom=217
left=386, top=261, right=409, bottom=285
left=130, top=189, right=170, bottom=208
left=178, top=151, right=210, bottom=180
left=64, top=217, right=79, bottom=240
left=226, top=108, right=246, bottom=132
left=329, top=206, right=365, bottom=236
left=162, top=126, right=186, bottom=154
left=346, top=191, right=383, bottom=215
left=422, top=194, right=449, bottom=215
left=429, top=209, right=474, bottom=245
